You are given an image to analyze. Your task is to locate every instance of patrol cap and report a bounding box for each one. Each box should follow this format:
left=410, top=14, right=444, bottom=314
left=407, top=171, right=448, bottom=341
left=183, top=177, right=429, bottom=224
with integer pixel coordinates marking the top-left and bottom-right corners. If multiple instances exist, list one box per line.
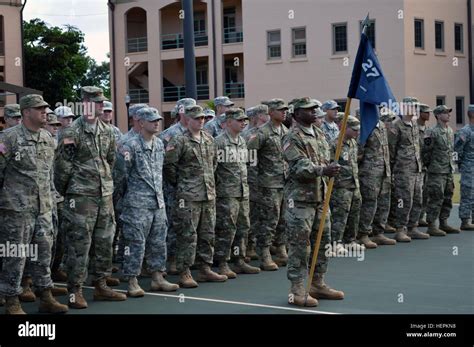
left=103, top=101, right=113, bottom=111
left=128, top=103, right=148, bottom=118
left=347, top=115, right=360, bottom=130
left=54, top=106, right=75, bottom=118
left=20, top=94, right=50, bottom=111
left=46, top=107, right=55, bottom=115
left=402, top=96, right=419, bottom=104
left=336, top=112, right=345, bottom=122
left=292, top=97, right=319, bottom=110
left=81, top=86, right=108, bottom=102
left=225, top=108, right=248, bottom=121
left=176, top=98, right=197, bottom=114
left=185, top=105, right=205, bottom=118
left=3, top=104, right=21, bottom=118
left=418, top=103, right=432, bottom=113
left=47, top=113, right=62, bottom=125
left=379, top=107, right=398, bottom=122
left=137, top=107, right=162, bottom=121
left=433, top=105, right=452, bottom=115
left=263, top=98, right=288, bottom=111
left=246, top=104, right=268, bottom=118
left=468, top=105, right=474, bottom=112
left=311, top=99, right=323, bottom=108
left=214, top=96, right=234, bottom=107
left=321, top=100, right=340, bottom=112
left=204, top=108, right=215, bottom=118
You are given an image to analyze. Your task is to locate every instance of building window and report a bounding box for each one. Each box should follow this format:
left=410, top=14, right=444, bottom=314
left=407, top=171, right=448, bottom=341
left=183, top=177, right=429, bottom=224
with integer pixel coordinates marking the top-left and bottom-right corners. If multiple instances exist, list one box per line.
left=455, top=23, right=463, bottom=53
left=436, top=96, right=445, bottom=106
left=414, top=18, right=424, bottom=49
left=292, top=27, right=306, bottom=57
left=456, top=97, right=464, bottom=124
left=267, top=30, right=281, bottom=60
left=194, top=12, right=206, bottom=33
left=333, top=23, right=347, bottom=53
left=360, top=19, right=376, bottom=49
left=435, top=21, right=444, bottom=51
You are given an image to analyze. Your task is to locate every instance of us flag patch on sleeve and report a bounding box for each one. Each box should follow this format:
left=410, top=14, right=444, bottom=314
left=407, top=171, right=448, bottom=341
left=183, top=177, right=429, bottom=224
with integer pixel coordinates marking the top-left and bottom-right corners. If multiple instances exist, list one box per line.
left=0, top=142, right=6, bottom=155
left=166, top=145, right=175, bottom=152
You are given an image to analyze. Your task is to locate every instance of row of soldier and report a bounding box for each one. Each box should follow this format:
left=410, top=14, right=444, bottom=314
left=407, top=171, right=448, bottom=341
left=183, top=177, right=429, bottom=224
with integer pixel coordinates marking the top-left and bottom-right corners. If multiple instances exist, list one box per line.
left=0, top=87, right=473, bottom=313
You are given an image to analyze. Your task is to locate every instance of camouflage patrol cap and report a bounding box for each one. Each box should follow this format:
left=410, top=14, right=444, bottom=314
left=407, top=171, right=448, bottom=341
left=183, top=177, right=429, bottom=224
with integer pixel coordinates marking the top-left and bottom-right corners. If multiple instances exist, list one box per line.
left=321, top=100, right=340, bottom=111
left=347, top=115, right=360, bottom=130
left=225, top=108, right=248, bottom=121
left=204, top=108, right=215, bottom=118
left=170, top=105, right=178, bottom=118
left=433, top=105, right=452, bottom=115
left=185, top=105, right=205, bottom=119
left=468, top=105, right=474, bottom=112
left=54, top=106, right=75, bottom=118
left=128, top=103, right=148, bottom=118
left=47, top=113, right=62, bottom=125
left=402, top=96, right=419, bottom=105
left=263, top=98, right=288, bottom=110
left=246, top=104, right=268, bottom=118
left=20, top=94, right=50, bottom=111
left=137, top=107, right=162, bottom=121
left=3, top=104, right=21, bottom=118
left=103, top=101, right=113, bottom=111
left=419, top=104, right=432, bottom=113
left=214, top=96, right=234, bottom=107
left=311, top=99, right=323, bottom=108
left=336, top=112, right=345, bottom=122
left=292, top=97, right=319, bottom=110
left=379, top=107, right=398, bottom=122
left=81, top=86, right=108, bottom=102
left=46, top=107, right=55, bottom=115
left=176, top=98, right=197, bottom=114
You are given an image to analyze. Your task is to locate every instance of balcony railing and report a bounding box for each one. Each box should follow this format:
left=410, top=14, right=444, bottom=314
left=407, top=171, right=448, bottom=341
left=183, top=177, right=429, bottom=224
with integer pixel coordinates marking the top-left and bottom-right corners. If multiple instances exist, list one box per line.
left=223, top=27, right=243, bottom=44
left=129, top=89, right=149, bottom=104
left=163, top=85, right=209, bottom=102
left=224, top=82, right=245, bottom=99
left=127, top=37, right=148, bottom=53
left=161, top=31, right=208, bottom=50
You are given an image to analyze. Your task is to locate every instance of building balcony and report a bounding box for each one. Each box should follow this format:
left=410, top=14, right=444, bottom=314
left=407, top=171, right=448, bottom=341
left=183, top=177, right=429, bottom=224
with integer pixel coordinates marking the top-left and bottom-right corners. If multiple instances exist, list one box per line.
left=127, top=37, right=148, bottom=53
left=224, top=82, right=245, bottom=99
left=163, top=85, right=210, bottom=102
left=129, top=88, right=149, bottom=104
left=161, top=31, right=208, bottom=50
left=223, top=27, right=243, bottom=44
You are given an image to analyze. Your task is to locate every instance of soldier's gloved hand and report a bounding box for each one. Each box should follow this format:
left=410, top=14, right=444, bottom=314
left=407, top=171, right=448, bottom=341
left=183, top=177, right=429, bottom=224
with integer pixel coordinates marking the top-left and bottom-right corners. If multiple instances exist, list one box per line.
left=323, top=162, right=341, bottom=177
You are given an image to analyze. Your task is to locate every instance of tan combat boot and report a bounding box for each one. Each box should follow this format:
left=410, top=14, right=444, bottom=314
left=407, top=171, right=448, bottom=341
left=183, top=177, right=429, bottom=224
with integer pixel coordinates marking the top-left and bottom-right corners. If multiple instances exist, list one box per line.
left=427, top=222, right=446, bottom=236
left=384, top=224, right=396, bottom=233
left=38, top=288, right=68, bottom=314
left=68, top=286, right=88, bottom=309
left=178, top=269, right=199, bottom=288
left=288, top=281, right=318, bottom=307
left=5, top=296, right=26, bottom=314
left=309, top=273, right=344, bottom=300
left=150, top=271, right=179, bottom=292
left=91, top=276, right=120, bottom=287
left=232, top=258, right=260, bottom=274
left=19, top=277, right=36, bottom=302
left=394, top=227, right=411, bottom=242
left=407, top=226, right=430, bottom=239
left=36, top=286, right=68, bottom=297
left=167, top=255, right=179, bottom=275
left=460, top=219, right=474, bottom=231
left=357, top=234, right=377, bottom=249
left=259, top=247, right=279, bottom=271
left=246, top=243, right=258, bottom=260
left=418, top=213, right=428, bottom=227
left=439, top=219, right=460, bottom=234
left=196, top=264, right=228, bottom=282
left=127, top=277, right=145, bottom=297
left=274, top=245, right=288, bottom=266
left=217, top=261, right=237, bottom=279
left=371, top=233, right=396, bottom=245
left=93, top=278, right=127, bottom=301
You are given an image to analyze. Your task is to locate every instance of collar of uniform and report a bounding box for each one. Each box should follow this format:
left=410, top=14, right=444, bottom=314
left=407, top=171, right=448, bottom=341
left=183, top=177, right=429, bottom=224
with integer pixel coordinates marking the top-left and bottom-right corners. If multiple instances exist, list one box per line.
left=185, top=129, right=204, bottom=143
left=224, top=129, right=240, bottom=145
left=20, top=123, right=46, bottom=143
left=269, top=121, right=283, bottom=135
left=402, top=119, right=414, bottom=127
left=297, top=123, right=316, bottom=137
left=81, top=116, right=105, bottom=134
left=138, top=133, right=154, bottom=151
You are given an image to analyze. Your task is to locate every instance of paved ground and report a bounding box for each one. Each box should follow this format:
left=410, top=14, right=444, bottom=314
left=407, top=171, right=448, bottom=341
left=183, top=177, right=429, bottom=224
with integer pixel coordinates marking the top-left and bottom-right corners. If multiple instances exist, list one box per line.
left=17, top=205, right=473, bottom=315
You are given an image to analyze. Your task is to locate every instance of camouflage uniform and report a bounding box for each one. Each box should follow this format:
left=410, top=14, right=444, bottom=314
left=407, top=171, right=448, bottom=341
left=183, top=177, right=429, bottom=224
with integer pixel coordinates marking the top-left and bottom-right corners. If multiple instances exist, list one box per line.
left=55, top=115, right=117, bottom=289
left=110, top=124, right=122, bottom=143
left=358, top=121, right=391, bottom=236
left=418, top=119, right=428, bottom=223
left=455, top=123, right=474, bottom=221
left=0, top=120, right=56, bottom=296
left=321, top=120, right=339, bottom=145
left=114, top=132, right=168, bottom=277
left=422, top=122, right=456, bottom=223
left=163, top=127, right=217, bottom=272
left=246, top=120, right=289, bottom=251
left=387, top=118, right=423, bottom=229
left=330, top=135, right=361, bottom=243
left=204, top=114, right=226, bottom=137
left=214, top=128, right=249, bottom=263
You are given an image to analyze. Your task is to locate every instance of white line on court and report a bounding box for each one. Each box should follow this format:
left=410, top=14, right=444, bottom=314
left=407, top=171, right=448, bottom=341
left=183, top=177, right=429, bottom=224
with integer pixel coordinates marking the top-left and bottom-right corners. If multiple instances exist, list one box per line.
left=55, top=283, right=339, bottom=315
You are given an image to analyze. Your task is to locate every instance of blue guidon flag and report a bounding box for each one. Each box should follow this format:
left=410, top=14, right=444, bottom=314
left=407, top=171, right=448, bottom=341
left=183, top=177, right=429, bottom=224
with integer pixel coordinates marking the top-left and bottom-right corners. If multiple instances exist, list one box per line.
left=347, top=22, right=397, bottom=144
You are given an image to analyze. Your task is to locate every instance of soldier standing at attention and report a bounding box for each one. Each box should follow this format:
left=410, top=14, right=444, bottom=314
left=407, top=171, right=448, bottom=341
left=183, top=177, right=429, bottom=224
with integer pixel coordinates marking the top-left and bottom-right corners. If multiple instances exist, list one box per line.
left=115, top=107, right=179, bottom=296
left=2, top=104, right=22, bottom=129
left=204, top=96, right=234, bottom=137
left=321, top=100, right=341, bottom=144
left=0, top=94, right=68, bottom=314
left=100, top=101, right=122, bottom=142
left=422, top=105, right=461, bottom=235
left=417, top=104, right=432, bottom=227
left=214, top=108, right=260, bottom=278
left=55, top=86, right=127, bottom=309
left=164, top=105, right=227, bottom=288
left=454, top=105, right=474, bottom=230
left=247, top=99, right=289, bottom=270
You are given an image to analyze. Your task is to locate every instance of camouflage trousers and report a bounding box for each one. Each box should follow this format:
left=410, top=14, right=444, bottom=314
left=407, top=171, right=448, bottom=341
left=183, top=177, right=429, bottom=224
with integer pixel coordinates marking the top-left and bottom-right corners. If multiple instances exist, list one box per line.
left=459, top=171, right=474, bottom=219
left=330, top=187, right=361, bottom=243
left=256, top=187, right=286, bottom=251
left=388, top=172, right=423, bottom=229
left=120, top=207, right=168, bottom=277
left=51, top=201, right=68, bottom=273
left=174, top=200, right=216, bottom=272
left=419, top=171, right=428, bottom=220
left=247, top=184, right=260, bottom=249
left=359, top=174, right=391, bottom=235
left=425, top=173, right=454, bottom=223
left=214, top=197, right=250, bottom=262
left=0, top=210, right=53, bottom=297
left=63, top=194, right=115, bottom=288
left=285, top=201, right=330, bottom=282
left=163, top=180, right=177, bottom=257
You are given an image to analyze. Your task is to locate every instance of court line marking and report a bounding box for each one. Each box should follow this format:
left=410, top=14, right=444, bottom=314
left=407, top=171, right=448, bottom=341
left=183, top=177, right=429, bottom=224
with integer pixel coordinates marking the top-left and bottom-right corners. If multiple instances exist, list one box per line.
left=55, top=283, right=339, bottom=314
